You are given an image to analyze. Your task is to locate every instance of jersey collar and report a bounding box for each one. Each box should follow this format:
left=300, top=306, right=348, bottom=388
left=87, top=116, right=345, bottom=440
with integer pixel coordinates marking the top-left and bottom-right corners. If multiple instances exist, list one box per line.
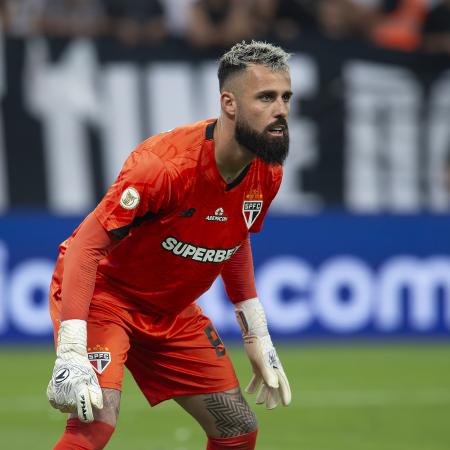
left=204, top=120, right=252, bottom=192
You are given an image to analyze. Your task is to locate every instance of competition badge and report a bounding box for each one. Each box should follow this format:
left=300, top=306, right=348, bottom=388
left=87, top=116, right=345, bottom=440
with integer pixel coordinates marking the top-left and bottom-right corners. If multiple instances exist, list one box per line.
left=120, top=186, right=140, bottom=210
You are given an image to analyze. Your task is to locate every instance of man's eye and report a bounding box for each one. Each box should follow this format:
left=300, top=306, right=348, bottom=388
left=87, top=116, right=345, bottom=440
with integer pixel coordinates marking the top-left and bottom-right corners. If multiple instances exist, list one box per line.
left=261, top=94, right=272, bottom=101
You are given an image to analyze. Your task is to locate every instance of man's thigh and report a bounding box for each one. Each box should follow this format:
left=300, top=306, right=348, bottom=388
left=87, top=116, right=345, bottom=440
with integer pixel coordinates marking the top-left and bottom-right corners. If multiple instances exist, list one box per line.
left=51, top=305, right=128, bottom=426
left=84, top=315, right=130, bottom=393
left=50, top=299, right=131, bottom=393
left=126, top=305, right=239, bottom=406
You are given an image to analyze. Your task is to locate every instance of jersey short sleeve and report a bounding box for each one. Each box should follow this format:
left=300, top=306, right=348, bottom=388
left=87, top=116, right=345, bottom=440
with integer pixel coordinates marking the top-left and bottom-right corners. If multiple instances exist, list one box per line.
left=94, top=147, right=174, bottom=237
left=249, top=164, right=283, bottom=234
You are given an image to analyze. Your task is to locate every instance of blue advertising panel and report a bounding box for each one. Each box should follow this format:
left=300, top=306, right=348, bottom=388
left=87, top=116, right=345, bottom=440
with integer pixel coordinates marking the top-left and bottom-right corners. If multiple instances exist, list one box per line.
left=0, top=212, right=449, bottom=342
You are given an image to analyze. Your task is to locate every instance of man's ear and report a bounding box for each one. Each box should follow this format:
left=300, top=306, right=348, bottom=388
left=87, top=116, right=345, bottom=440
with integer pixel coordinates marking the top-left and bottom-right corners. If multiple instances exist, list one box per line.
left=220, top=91, right=236, bottom=117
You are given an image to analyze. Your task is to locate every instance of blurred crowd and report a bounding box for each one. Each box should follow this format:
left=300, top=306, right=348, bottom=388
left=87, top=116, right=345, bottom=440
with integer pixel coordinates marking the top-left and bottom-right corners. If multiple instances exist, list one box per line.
left=0, top=0, right=449, bottom=54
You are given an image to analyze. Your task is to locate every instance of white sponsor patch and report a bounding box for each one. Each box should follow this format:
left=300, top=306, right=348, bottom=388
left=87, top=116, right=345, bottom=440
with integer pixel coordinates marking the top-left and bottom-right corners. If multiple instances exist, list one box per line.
left=120, top=187, right=140, bottom=210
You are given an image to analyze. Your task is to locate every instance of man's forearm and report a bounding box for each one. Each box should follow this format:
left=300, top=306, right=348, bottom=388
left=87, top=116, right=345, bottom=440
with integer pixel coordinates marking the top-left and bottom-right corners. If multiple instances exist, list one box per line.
left=221, top=234, right=257, bottom=303
left=61, top=213, right=117, bottom=321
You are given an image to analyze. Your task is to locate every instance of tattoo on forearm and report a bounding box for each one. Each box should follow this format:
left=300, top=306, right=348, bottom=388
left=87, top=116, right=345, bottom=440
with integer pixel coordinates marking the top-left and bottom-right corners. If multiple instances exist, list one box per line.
left=204, top=390, right=257, bottom=437
left=102, top=388, right=121, bottom=418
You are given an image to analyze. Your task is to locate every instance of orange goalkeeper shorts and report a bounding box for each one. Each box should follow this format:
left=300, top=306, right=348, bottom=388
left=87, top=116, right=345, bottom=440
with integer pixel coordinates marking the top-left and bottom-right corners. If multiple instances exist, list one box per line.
left=49, top=294, right=239, bottom=406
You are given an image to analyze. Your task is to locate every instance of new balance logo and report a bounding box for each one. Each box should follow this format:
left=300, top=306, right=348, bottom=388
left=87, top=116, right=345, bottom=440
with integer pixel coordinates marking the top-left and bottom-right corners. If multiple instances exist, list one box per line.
left=178, top=208, right=196, bottom=217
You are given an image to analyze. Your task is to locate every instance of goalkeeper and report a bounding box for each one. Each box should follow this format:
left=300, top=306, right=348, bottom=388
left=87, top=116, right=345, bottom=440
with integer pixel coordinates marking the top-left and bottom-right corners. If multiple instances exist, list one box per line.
left=47, top=40, right=292, bottom=450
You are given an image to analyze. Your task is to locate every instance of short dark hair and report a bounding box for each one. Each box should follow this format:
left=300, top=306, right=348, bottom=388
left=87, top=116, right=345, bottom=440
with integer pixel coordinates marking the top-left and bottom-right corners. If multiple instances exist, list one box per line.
left=217, top=40, right=291, bottom=91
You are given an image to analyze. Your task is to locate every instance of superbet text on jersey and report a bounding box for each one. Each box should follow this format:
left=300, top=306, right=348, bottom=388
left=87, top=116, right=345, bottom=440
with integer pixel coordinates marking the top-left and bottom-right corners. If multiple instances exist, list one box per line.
left=52, top=119, right=282, bottom=316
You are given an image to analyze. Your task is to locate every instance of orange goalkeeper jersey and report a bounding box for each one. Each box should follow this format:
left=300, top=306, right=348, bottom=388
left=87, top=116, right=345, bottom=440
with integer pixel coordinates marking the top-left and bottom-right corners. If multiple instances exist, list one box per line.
left=53, top=119, right=282, bottom=316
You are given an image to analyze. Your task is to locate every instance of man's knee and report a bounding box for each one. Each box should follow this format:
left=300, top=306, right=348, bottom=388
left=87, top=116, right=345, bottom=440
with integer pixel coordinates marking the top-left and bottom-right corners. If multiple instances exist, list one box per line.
left=219, top=407, right=258, bottom=436
left=207, top=429, right=258, bottom=450
left=54, top=419, right=115, bottom=450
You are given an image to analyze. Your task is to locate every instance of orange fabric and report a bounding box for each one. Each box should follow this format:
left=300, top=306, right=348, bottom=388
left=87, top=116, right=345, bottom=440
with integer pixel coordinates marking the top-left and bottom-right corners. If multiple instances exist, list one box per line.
left=52, top=119, right=282, bottom=318
left=60, top=213, right=118, bottom=321
left=371, top=0, right=427, bottom=51
left=207, top=430, right=258, bottom=449
left=221, top=235, right=257, bottom=303
left=53, top=419, right=114, bottom=450
left=50, top=294, right=238, bottom=406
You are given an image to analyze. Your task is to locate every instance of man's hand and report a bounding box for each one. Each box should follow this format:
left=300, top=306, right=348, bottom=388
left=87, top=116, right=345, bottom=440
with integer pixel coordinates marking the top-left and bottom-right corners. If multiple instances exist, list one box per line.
left=235, top=298, right=291, bottom=409
left=47, top=320, right=103, bottom=422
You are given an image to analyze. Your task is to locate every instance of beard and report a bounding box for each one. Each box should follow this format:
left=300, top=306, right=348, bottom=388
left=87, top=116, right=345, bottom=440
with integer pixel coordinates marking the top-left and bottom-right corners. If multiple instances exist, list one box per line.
left=235, top=116, right=289, bottom=165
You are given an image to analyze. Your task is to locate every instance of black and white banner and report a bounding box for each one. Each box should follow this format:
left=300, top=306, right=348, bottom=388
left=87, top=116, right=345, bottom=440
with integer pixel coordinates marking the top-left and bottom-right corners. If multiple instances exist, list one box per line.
left=1, top=34, right=450, bottom=213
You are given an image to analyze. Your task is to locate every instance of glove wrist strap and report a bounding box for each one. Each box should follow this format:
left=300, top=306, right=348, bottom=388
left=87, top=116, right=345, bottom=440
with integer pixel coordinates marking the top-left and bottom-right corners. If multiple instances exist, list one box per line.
left=234, top=297, right=269, bottom=338
left=57, top=319, right=88, bottom=357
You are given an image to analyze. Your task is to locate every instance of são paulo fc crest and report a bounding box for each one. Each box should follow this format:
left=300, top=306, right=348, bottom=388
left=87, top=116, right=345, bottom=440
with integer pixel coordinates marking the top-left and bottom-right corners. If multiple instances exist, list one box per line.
left=242, top=200, right=263, bottom=229
left=87, top=345, right=111, bottom=374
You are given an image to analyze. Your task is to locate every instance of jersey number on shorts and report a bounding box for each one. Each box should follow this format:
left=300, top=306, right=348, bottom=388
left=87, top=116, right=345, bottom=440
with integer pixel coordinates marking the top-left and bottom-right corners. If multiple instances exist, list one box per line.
left=204, top=325, right=226, bottom=357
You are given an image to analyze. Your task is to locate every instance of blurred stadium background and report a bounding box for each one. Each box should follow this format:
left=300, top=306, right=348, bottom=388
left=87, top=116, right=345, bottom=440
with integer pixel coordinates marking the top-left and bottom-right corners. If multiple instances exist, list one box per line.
left=1, top=0, right=450, bottom=449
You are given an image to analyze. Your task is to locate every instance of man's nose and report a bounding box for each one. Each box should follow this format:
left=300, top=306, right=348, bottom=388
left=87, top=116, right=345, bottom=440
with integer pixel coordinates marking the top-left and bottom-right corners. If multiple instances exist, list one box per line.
left=273, top=98, right=289, bottom=118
